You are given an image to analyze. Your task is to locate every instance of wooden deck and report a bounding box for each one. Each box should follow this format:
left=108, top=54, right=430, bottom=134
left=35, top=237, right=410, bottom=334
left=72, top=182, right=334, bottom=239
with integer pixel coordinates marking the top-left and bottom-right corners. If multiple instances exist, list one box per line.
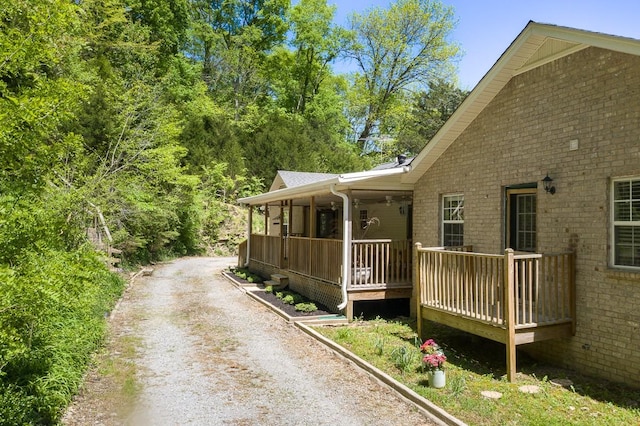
left=415, top=245, right=576, bottom=381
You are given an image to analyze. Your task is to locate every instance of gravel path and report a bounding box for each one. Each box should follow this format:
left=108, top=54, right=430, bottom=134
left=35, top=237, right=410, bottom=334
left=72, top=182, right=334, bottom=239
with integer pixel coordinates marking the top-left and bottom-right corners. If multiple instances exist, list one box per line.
left=63, top=257, right=434, bottom=425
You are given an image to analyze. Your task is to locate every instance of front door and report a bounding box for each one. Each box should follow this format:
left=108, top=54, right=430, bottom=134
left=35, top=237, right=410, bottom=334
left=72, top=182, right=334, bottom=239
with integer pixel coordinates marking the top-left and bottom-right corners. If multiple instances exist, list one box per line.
left=506, top=188, right=537, bottom=252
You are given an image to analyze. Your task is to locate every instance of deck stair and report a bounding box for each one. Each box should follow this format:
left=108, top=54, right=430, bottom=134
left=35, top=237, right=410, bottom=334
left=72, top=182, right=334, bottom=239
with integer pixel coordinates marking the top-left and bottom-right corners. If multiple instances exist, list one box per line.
left=265, top=273, right=289, bottom=290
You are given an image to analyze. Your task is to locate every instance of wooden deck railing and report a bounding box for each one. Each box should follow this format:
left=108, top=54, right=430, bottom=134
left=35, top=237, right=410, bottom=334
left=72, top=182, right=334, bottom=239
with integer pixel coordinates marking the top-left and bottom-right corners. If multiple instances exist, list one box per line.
left=416, top=245, right=575, bottom=328
left=246, top=235, right=413, bottom=288
left=288, top=237, right=343, bottom=283
left=351, top=239, right=412, bottom=288
left=249, top=234, right=282, bottom=267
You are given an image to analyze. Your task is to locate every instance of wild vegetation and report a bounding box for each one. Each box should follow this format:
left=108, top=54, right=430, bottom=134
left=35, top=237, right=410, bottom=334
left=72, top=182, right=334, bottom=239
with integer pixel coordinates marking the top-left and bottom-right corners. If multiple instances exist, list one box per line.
left=1, top=0, right=466, bottom=422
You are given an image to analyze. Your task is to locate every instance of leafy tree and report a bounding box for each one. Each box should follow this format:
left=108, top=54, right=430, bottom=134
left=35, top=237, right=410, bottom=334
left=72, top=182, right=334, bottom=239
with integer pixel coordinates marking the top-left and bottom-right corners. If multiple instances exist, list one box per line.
left=286, top=0, right=347, bottom=113
left=397, top=79, right=468, bottom=154
left=179, top=87, right=245, bottom=176
left=343, top=0, right=460, bottom=154
left=189, top=0, right=289, bottom=119
left=126, top=0, right=190, bottom=61
left=0, top=0, right=86, bottom=191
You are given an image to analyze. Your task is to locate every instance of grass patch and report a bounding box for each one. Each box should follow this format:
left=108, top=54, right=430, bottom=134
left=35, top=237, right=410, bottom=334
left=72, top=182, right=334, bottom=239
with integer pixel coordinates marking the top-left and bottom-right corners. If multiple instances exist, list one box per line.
left=313, top=318, right=640, bottom=426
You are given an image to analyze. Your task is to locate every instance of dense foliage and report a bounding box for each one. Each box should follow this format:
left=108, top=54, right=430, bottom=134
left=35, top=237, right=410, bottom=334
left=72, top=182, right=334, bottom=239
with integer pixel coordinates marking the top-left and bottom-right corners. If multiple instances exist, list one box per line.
left=0, top=0, right=465, bottom=422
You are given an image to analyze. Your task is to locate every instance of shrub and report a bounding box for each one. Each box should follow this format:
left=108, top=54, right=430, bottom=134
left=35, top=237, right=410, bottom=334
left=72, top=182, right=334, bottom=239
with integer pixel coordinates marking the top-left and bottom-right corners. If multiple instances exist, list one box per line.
left=278, top=291, right=304, bottom=305
left=0, top=247, right=125, bottom=424
left=295, top=302, right=317, bottom=313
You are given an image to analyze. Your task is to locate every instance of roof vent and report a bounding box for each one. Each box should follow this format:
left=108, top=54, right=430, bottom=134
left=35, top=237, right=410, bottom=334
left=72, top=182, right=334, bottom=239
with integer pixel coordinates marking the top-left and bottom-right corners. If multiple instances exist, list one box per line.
left=397, top=154, right=407, bottom=165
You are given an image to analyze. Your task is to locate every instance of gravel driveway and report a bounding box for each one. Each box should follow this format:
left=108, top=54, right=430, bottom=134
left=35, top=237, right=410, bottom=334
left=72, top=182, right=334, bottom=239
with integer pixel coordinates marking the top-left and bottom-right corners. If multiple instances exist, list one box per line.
left=63, top=257, right=434, bottom=425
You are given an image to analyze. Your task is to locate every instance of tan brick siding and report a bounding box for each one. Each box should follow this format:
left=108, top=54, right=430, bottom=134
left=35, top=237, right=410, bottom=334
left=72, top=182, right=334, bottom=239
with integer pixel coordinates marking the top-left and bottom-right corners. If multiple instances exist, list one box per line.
left=413, top=47, right=640, bottom=387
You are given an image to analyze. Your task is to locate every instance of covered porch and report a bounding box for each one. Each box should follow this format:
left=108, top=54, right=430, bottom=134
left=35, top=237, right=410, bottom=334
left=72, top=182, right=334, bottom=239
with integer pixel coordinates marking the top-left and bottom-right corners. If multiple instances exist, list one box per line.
left=415, top=244, right=576, bottom=381
left=238, top=166, right=414, bottom=319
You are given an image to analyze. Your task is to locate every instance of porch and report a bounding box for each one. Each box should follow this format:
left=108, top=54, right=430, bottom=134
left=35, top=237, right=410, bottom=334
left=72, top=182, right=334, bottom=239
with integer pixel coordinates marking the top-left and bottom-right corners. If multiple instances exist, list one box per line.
left=246, top=234, right=413, bottom=318
left=415, top=244, right=576, bottom=381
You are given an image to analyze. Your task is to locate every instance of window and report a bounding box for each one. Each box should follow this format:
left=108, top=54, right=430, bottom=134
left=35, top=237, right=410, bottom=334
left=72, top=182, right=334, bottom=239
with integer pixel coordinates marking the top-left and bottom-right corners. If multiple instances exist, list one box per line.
left=612, top=177, right=640, bottom=268
left=442, top=194, right=464, bottom=246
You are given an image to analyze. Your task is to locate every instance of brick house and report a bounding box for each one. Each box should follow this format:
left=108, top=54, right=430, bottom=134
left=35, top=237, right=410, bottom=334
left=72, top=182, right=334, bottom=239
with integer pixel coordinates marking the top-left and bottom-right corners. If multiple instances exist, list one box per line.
left=408, top=22, right=640, bottom=386
left=238, top=21, right=639, bottom=386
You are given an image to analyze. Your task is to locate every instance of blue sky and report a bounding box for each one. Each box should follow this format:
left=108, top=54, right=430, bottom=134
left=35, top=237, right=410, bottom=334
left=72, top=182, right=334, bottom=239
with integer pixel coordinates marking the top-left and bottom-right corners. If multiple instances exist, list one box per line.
left=325, top=0, right=640, bottom=89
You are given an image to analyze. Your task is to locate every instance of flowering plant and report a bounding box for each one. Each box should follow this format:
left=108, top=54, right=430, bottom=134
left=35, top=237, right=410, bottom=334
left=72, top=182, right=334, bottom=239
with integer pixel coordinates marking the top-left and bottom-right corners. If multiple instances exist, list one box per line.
left=420, top=339, right=446, bottom=371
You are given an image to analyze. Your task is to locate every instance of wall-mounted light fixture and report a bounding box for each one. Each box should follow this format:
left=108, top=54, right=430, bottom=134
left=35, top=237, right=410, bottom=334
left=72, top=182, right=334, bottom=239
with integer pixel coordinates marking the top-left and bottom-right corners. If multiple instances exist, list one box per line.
left=353, top=198, right=360, bottom=209
left=385, top=195, right=393, bottom=206
left=331, top=201, right=338, bottom=211
left=542, top=174, right=556, bottom=194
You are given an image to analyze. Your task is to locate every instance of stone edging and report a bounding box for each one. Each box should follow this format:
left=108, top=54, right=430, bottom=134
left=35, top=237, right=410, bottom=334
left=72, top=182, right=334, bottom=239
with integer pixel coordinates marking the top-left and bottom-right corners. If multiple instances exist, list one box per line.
left=222, top=270, right=466, bottom=426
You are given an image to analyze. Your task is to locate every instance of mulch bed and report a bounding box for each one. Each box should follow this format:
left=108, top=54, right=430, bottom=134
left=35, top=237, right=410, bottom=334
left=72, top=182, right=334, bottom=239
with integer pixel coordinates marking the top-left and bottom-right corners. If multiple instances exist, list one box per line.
left=223, top=272, right=335, bottom=317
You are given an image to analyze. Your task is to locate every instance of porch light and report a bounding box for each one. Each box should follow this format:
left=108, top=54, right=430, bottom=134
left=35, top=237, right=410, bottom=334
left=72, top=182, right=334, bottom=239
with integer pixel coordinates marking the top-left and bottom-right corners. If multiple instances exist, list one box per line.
left=353, top=198, right=360, bottom=209
left=331, top=201, right=338, bottom=211
left=542, top=174, right=556, bottom=194
left=386, top=195, right=393, bottom=206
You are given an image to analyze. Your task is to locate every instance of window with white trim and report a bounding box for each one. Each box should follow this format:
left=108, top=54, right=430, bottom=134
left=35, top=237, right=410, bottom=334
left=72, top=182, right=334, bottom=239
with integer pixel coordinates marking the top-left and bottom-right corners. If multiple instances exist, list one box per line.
left=612, top=177, right=640, bottom=268
left=442, top=194, right=464, bottom=247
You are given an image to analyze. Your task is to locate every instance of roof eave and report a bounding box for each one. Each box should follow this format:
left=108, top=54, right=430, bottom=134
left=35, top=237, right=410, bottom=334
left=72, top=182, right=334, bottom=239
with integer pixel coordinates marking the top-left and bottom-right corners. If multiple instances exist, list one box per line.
left=238, top=166, right=411, bottom=205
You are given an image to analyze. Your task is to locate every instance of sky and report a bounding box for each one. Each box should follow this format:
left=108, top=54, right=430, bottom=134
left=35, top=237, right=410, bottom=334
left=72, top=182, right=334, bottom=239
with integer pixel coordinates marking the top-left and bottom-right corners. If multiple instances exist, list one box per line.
left=325, top=0, right=640, bottom=89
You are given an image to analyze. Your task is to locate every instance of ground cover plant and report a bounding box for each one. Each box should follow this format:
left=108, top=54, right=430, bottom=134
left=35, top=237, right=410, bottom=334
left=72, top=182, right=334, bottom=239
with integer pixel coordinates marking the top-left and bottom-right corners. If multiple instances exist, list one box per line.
left=314, top=318, right=640, bottom=426
left=230, top=267, right=264, bottom=284
left=0, top=248, right=125, bottom=424
left=266, top=287, right=318, bottom=313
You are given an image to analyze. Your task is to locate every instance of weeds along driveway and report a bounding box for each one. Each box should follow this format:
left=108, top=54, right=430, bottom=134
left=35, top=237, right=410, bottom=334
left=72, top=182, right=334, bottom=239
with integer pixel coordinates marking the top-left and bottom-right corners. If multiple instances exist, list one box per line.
left=63, top=257, right=435, bottom=426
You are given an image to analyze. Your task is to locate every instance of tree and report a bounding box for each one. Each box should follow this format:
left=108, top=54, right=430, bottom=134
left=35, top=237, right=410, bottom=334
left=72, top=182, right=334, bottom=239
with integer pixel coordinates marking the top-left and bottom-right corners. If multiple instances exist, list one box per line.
left=126, top=0, right=190, bottom=60
left=189, top=0, right=289, bottom=119
left=0, top=0, right=86, bottom=191
left=396, top=79, right=468, bottom=154
left=344, top=0, right=460, bottom=153
left=286, top=0, right=347, bottom=114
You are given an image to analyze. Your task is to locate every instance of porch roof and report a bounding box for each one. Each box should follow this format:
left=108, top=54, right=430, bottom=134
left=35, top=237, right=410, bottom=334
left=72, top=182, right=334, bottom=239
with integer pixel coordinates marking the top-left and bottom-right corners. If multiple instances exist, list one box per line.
left=403, top=21, right=640, bottom=184
left=238, top=166, right=413, bottom=206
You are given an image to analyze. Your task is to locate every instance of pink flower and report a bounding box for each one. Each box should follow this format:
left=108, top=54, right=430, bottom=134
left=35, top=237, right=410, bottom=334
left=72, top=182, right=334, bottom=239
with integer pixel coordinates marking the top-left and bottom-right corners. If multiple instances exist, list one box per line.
left=420, top=339, right=446, bottom=370
left=419, top=339, right=439, bottom=354
left=423, top=353, right=447, bottom=370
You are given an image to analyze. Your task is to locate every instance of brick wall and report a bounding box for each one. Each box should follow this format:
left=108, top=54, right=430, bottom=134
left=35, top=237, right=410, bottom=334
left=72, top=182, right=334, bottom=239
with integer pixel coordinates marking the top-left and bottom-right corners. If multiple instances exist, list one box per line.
left=413, top=47, right=640, bottom=387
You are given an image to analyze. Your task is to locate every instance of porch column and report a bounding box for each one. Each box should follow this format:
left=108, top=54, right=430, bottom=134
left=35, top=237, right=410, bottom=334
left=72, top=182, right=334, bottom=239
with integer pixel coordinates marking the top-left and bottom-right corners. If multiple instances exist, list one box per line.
left=245, top=205, right=253, bottom=267
left=310, top=196, right=316, bottom=238
left=279, top=200, right=285, bottom=267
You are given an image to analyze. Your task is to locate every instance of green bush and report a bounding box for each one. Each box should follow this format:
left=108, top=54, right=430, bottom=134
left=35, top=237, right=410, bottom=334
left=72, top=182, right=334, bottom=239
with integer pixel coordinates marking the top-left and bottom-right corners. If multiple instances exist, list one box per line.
left=0, top=247, right=125, bottom=424
left=295, top=302, right=317, bottom=313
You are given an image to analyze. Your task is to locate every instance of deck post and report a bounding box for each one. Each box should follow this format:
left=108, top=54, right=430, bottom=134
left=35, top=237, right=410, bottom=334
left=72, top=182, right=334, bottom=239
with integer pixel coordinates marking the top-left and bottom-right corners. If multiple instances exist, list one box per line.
left=569, top=251, right=577, bottom=336
left=504, top=249, right=516, bottom=382
left=415, top=242, right=423, bottom=339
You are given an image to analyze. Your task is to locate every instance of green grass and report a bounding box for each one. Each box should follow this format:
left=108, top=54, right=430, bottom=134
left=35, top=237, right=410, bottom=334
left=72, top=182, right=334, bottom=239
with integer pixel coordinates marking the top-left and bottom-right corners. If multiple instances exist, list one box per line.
left=314, top=318, right=640, bottom=426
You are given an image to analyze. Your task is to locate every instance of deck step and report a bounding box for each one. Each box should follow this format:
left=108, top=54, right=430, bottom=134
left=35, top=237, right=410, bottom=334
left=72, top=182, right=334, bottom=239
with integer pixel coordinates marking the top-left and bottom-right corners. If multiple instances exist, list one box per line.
left=270, top=274, right=289, bottom=285
left=265, top=278, right=288, bottom=290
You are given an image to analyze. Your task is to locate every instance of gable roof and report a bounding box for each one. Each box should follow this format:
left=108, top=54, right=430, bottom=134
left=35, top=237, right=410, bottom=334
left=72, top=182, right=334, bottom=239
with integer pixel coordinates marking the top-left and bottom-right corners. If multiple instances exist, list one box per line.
left=269, top=171, right=338, bottom=192
left=402, top=21, right=640, bottom=184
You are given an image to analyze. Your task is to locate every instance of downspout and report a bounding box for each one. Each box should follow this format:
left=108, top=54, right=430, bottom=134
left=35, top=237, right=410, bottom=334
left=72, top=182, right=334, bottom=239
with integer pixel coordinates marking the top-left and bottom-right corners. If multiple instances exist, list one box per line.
left=330, top=185, right=351, bottom=310
left=244, top=204, right=253, bottom=267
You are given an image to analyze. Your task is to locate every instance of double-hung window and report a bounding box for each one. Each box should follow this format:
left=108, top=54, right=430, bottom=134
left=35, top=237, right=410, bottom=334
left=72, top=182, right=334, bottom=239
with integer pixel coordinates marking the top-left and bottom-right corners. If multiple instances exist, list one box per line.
left=442, top=194, right=464, bottom=247
left=612, top=177, right=640, bottom=268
